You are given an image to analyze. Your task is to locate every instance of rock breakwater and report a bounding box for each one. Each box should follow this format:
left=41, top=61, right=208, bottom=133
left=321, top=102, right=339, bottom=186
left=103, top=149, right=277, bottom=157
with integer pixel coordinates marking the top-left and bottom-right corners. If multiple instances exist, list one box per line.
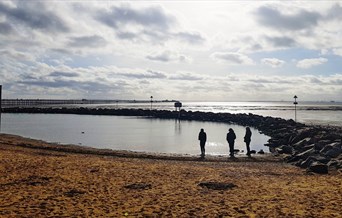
left=4, top=107, right=342, bottom=173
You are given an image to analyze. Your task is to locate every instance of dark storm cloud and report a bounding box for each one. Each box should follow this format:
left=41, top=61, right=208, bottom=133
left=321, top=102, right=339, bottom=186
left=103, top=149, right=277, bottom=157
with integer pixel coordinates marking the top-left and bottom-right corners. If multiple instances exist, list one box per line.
left=49, top=71, right=79, bottom=78
left=68, top=35, right=107, bottom=48
left=255, top=6, right=321, bottom=31
left=0, top=22, right=14, bottom=35
left=265, top=36, right=296, bottom=47
left=0, top=1, right=69, bottom=33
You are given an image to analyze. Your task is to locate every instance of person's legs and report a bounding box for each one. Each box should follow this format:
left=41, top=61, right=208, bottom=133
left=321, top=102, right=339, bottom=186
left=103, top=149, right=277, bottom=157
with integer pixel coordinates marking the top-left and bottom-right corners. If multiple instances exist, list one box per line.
left=246, top=141, right=251, bottom=156
left=229, top=142, right=234, bottom=157
left=200, top=141, right=205, bottom=157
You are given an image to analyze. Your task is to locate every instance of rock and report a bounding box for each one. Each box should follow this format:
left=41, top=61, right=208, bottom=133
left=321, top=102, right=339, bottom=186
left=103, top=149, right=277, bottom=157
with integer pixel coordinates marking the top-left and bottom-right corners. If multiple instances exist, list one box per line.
left=198, top=182, right=237, bottom=190
left=327, top=160, right=339, bottom=167
left=308, top=162, right=328, bottom=174
left=124, top=183, right=152, bottom=190
left=293, top=137, right=311, bottom=148
left=301, top=144, right=315, bottom=152
left=286, top=155, right=301, bottom=163
left=299, top=156, right=330, bottom=168
left=296, top=148, right=316, bottom=159
left=277, top=145, right=293, bottom=154
left=64, top=189, right=86, bottom=197
left=257, top=149, right=265, bottom=154
left=325, top=147, right=342, bottom=158
left=320, top=145, right=333, bottom=154
left=299, top=157, right=316, bottom=168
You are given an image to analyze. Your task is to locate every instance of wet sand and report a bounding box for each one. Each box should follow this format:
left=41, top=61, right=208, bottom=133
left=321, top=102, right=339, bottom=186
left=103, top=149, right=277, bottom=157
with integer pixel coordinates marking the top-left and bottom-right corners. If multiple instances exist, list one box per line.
left=0, top=134, right=341, bottom=217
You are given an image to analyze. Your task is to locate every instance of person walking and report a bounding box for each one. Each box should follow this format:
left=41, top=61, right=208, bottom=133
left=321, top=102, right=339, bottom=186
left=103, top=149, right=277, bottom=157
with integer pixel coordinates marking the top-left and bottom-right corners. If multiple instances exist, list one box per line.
left=244, top=127, right=252, bottom=157
left=198, top=128, right=207, bottom=158
left=226, top=128, right=236, bottom=157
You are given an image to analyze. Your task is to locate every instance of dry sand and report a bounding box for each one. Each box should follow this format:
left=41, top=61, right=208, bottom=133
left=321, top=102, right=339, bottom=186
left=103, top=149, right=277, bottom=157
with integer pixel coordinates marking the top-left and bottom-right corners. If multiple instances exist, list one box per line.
left=0, top=134, right=341, bottom=217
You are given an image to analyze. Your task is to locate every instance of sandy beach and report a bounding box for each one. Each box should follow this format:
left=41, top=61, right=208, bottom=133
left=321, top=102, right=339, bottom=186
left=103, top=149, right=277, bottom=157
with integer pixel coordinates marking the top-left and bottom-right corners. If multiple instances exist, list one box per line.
left=0, top=133, right=341, bottom=217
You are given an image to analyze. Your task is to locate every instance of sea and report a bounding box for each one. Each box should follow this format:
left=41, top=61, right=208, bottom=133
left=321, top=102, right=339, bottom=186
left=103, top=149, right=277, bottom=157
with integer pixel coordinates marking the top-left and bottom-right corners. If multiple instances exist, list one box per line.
left=1, top=101, right=341, bottom=156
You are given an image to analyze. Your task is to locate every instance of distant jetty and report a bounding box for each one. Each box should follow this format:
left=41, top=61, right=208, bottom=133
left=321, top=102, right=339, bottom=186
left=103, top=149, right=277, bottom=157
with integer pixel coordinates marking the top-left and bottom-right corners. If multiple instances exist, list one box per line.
left=1, top=99, right=177, bottom=107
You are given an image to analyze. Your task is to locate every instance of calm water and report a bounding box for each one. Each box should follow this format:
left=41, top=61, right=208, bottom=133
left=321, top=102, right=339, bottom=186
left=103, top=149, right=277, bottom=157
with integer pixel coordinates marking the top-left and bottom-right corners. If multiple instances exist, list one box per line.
left=79, top=101, right=342, bottom=126
left=1, top=113, right=270, bottom=155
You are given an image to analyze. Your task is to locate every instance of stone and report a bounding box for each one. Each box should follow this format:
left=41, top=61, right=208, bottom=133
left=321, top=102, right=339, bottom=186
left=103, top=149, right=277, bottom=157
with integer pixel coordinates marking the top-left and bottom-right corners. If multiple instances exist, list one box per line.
left=308, top=162, right=328, bottom=174
left=277, top=145, right=293, bottom=154
left=257, top=149, right=265, bottom=154
left=320, top=145, right=333, bottom=154
left=198, top=182, right=237, bottom=190
left=297, top=148, right=316, bottom=159
left=124, top=183, right=152, bottom=190
left=299, top=157, right=316, bottom=168
left=325, top=147, right=342, bottom=158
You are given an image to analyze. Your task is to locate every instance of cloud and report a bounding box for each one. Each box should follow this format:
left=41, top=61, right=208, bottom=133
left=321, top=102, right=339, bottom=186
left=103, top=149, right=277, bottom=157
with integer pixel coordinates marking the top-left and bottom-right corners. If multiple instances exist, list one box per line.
left=116, top=70, right=167, bottom=79
left=261, top=58, right=285, bottom=68
left=0, top=1, right=69, bottom=33
left=68, top=35, right=107, bottom=48
left=211, top=52, right=255, bottom=65
left=0, top=49, right=35, bottom=61
left=264, top=36, right=296, bottom=48
left=174, top=31, right=205, bottom=44
left=96, top=5, right=175, bottom=31
left=146, top=51, right=191, bottom=63
left=296, top=57, right=327, bottom=69
left=0, top=22, right=14, bottom=35
left=169, top=72, right=203, bottom=81
left=332, top=48, right=342, bottom=57
left=94, top=4, right=204, bottom=45
left=49, top=71, right=80, bottom=78
left=255, top=5, right=321, bottom=31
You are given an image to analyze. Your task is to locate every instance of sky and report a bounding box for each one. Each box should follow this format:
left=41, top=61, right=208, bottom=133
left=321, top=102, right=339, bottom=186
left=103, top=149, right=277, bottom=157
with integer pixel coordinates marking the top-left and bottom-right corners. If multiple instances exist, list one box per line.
left=1, top=1, right=342, bottom=102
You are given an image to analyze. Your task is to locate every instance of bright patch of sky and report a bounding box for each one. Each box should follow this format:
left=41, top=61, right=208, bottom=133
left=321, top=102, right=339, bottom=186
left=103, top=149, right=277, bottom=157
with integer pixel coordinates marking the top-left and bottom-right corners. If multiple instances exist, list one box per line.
left=1, top=1, right=342, bottom=101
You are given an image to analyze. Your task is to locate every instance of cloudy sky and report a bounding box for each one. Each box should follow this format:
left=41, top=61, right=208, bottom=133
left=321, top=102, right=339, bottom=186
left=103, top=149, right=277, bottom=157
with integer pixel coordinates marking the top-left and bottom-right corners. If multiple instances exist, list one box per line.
left=1, top=1, right=342, bottom=101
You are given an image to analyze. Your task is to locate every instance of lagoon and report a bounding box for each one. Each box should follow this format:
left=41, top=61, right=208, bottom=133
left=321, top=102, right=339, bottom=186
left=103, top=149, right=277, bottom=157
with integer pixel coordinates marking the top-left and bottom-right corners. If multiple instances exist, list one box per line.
left=1, top=113, right=270, bottom=155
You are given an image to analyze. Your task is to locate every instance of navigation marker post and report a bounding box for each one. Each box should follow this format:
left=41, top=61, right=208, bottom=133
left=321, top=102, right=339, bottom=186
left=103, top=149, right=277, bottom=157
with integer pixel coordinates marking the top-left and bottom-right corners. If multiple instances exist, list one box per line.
left=293, top=95, right=298, bottom=122
left=150, top=96, right=153, bottom=110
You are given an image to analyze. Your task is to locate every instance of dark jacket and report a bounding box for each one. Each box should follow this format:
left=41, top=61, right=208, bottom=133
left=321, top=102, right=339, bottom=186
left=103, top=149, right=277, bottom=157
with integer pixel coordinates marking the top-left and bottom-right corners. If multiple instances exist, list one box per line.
left=226, top=130, right=236, bottom=144
left=198, top=131, right=207, bottom=142
left=244, top=129, right=252, bottom=143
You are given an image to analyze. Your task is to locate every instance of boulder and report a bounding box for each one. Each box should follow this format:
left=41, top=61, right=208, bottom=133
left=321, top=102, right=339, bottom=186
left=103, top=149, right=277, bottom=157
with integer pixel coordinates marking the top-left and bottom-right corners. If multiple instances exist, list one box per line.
left=320, top=145, right=333, bottom=154
left=299, top=156, right=316, bottom=168
left=257, top=149, right=265, bottom=154
left=293, top=137, right=311, bottom=148
left=297, top=148, right=316, bottom=159
left=325, top=147, right=342, bottom=158
left=308, top=162, right=328, bottom=174
left=276, top=145, right=293, bottom=154
left=300, top=144, right=315, bottom=152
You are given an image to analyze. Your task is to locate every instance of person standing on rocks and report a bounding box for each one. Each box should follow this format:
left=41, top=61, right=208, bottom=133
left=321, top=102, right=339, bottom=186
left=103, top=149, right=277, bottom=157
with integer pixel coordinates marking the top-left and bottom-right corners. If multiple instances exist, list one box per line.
left=226, top=128, right=236, bottom=157
left=198, top=128, right=207, bottom=158
left=244, top=127, right=252, bottom=157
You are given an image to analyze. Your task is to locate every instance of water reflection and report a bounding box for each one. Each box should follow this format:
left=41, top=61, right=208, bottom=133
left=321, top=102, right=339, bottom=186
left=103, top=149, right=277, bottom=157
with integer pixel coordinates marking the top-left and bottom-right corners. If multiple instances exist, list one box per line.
left=2, top=114, right=270, bottom=156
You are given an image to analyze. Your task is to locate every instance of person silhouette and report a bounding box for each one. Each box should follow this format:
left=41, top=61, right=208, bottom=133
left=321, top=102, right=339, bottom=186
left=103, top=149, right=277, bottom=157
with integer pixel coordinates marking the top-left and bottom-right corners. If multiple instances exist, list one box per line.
left=244, top=127, right=252, bottom=156
left=198, top=128, right=207, bottom=158
left=226, top=128, right=236, bottom=157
